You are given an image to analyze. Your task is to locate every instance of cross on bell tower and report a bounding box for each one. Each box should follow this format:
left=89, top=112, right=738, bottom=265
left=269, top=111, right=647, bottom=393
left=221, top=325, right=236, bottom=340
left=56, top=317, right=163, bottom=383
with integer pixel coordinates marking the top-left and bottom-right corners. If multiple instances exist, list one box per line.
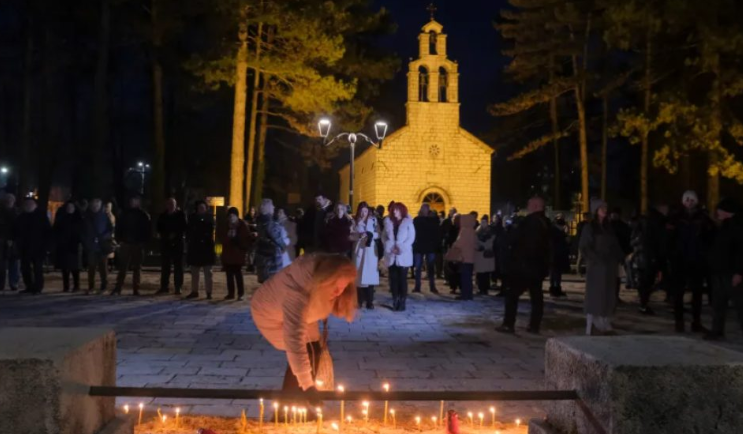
left=427, top=3, right=437, bottom=21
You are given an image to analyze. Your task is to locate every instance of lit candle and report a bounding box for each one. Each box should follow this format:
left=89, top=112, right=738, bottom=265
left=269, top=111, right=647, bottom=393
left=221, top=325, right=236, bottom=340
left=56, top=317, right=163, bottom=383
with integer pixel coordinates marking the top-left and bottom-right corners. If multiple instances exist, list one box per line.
left=331, top=422, right=339, bottom=432
left=338, top=385, right=345, bottom=428
left=137, top=403, right=144, bottom=426
left=516, top=418, right=522, bottom=428
left=489, top=407, right=495, bottom=428
left=431, top=416, right=437, bottom=428
left=478, top=412, right=484, bottom=428
left=284, top=406, right=290, bottom=429
left=292, top=406, right=297, bottom=426
left=346, top=416, right=353, bottom=424
left=274, top=402, right=279, bottom=428
left=176, top=407, right=181, bottom=427
left=259, top=399, right=265, bottom=431
left=161, top=415, right=167, bottom=425
left=415, top=416, right=421, bottom=432
left=383, top=383, right=390, bottom=425
left=390, top=409, right=396, bottom=429
left=241, top=409, right=248, bottom=431
left=362, top=401, right=370, bottom=424
left=316, top=408, right=323, bottom=434
left=439, top=401, right=444, bottom=427
left=123, top=404, right=130, bottom=414
left=467, top=412, right=474, bottom=427
left=316, top=380, right=325, bottom=389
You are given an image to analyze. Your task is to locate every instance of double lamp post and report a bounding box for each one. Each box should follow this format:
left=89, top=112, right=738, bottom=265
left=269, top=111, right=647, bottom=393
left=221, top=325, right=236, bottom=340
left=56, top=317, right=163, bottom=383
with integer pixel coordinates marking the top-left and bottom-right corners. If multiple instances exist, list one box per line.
left=317, top=118, right=387, bottom=208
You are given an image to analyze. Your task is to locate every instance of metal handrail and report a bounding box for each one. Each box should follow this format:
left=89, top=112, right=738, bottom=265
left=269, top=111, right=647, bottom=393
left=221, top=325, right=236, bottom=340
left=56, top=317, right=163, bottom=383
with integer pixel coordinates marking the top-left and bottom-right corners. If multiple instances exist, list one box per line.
left=88, top=386, right=579, bottom=402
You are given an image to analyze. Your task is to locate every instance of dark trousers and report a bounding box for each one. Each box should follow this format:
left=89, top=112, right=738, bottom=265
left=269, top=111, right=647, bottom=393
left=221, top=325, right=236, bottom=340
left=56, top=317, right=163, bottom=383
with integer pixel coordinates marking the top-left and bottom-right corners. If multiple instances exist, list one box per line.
left=357, top=286, right=375, bottom=308
left=549, top=268, right=562, bottom=291
left=0, top=244, right=20, bottom=290
left=389, top=265, right=408, bottom=300
left=435, top=250, right=444, bottom=278
left=446, top=262, right=460, bottom=290
left=87, top=252, right=108, bottom=292
left=711, top=274, right=743, bottom=335
left=673, top=266, right=704, bottom=326
left=281, top=341, right=322, bottom=391
left=636, top=268, right=656, bottom=308
left=503, top=277, right=544, bottom=331
left=62, top=268, right=80, bottom=291
left=115, top=243, right=143, bottom=293
left=21, top=256, right=44, bottom=293
left=458, top=263, right=474, bottom=299
left=414, top=253, right=436, bottom=291
left=225, top=265, right=245, bottom=298
left=160, top=243, right=184, bottom=291
left=476, top=272, right=491, bottom=293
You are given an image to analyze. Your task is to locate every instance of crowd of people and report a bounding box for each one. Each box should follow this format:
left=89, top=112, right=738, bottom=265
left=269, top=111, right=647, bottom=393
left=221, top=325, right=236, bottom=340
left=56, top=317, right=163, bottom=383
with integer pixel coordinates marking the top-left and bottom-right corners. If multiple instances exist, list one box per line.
left=1, top=189, right=742, bottom=340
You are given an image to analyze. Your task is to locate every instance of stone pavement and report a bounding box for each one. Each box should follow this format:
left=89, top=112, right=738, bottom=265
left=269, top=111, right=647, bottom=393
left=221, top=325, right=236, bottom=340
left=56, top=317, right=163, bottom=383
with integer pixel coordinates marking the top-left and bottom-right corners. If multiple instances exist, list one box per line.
left=1, top=269, right=742, bottom=424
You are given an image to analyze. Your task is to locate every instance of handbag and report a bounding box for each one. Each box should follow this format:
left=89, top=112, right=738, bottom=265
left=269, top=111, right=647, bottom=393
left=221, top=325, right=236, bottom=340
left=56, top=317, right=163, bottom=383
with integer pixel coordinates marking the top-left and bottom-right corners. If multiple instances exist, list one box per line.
left=313, top=320, right=334, bottom=391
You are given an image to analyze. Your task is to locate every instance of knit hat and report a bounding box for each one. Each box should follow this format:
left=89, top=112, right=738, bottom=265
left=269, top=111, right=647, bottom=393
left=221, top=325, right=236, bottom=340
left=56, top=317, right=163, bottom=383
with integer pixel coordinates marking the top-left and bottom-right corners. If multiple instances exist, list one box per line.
left=227, top=207, right=240, bottom=217
left=716, top=198, right=740, bottom=214
left=682, top=190, right=698, bottom=205
left=590, top=199, right=607, bottom=215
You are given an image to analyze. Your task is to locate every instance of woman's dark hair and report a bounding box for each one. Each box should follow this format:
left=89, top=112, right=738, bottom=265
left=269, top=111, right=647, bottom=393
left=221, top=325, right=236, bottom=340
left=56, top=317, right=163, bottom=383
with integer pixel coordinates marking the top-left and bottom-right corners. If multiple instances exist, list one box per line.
left=193, top=200, right=207, bottom=212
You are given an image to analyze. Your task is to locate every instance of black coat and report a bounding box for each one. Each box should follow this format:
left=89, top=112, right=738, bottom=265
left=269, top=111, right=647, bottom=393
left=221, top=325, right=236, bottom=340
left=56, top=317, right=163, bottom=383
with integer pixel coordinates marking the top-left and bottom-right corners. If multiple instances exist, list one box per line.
left=53, top=211, right=83, bottom=269
left=187, top=212, right=215, bottom=266
left=413, top=215, right=440, bottom=254
left=611, top=219, right=632, bottom=256
left=505, top=212, right=552, bottom=279
left=116, top=208, right=152, bottom=244
left=0, top=206, right=19, bottom=260
left=157, top=209, right=187, bottom=250
left=707, top=215, right=743, bottom=276
left=551, top=224, right=571, bottom=273
left=15, top=210, right=51, bottom=259
left=630, top=208, right=668, bottom=272
left=669, top=208, right=714, bottom=267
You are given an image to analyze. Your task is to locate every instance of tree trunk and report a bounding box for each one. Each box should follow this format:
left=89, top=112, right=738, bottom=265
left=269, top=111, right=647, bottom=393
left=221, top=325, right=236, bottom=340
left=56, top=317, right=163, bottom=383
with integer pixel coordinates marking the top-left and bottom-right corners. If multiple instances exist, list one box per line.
left=549, top=56, right=561, bottom=209
left=601, top=95, right=608, bottom=202
left=708, top=53, right=722, bottom=213
left=150, top=0, right=166, bottom=212
left=91, top=0, right=110, bottom=198
left=20, top=16, right=34, bottom=197
left=244, top=21, right=263, bottom=210
left=254, top=78, right=270, bottom=205
left=229, top=10, right=248, bottom=213
left=570, top=18, right=591, bottom=213
left=38, top=26, right=60, bottom=212
left=640, top=24, right=653, bottom=215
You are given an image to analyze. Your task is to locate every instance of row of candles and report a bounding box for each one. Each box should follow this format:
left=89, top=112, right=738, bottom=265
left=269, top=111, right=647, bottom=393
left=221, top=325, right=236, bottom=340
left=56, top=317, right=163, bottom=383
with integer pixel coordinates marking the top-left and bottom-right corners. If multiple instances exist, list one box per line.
left=121, top=382, right=523, bottom=432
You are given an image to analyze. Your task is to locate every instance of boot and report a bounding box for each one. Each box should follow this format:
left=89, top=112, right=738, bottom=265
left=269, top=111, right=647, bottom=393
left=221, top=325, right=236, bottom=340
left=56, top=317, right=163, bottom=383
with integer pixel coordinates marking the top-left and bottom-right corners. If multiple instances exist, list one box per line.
left=392, top=296, right=400, bottom=311
left=365, top=287, right=375, bottom=309
left=398, top=297, right=407, bottom=312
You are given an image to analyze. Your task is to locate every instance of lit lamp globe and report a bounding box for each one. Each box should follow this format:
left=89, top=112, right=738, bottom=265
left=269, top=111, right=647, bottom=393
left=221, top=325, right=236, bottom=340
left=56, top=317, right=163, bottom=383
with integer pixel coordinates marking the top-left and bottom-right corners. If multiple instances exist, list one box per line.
left=318, top=118, right=332, bottom=139
left=374, top=121, right=388, bottom=142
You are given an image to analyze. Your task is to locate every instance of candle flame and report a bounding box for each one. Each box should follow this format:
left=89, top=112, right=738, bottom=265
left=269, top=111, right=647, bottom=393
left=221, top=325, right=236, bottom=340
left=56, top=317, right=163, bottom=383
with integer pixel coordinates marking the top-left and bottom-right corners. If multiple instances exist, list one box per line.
left=383, top=383, right=390, bottom=392
left=274, top=402, right=279, bottom=409
left=347, top=416, right=353, bottom=422
left=362, top=410, right=368, bottom=416
left=362, top=401, right=369, bottom=408
left=123, top=405, right=129, bottom=414
left=176, top=407, right=180, bottom=414
left=516, top=418, right=521, bottom=426
left=338, top=385, right=345, bottom=393
left=479, top=412, right=484, bottom=419
left=316, top=407, right=322, bottom=414
left=390, top=409, right=395, bottom=415
left=162, top=415, right=167, bottom=423
left=432, top=417, right=437, bottom=423
left=138, top=403, right=144, bottom=410
left=468, top=412, right=473, bottom=418
left=415, top=416, right=421, bottom=424
left=316, top=379, right=324, bottom=388
left=260, top=398, right=264, bottom=404
left=331, top=423, right=339, bottom=431
left=490, top=407, right=495, bottom=413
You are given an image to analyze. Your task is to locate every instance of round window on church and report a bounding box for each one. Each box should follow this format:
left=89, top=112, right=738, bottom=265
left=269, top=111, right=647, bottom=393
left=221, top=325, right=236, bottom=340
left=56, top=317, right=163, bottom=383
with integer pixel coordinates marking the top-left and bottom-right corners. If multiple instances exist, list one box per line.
left=429, top=144, right=441, bottom=158
left=423, top=192, right=446, bottom=213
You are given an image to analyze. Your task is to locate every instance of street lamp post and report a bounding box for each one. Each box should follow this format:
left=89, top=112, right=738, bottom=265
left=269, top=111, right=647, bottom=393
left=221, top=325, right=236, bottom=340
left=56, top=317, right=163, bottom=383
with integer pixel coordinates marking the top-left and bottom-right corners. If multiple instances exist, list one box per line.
left=135, top=161, right=151, bottom=195
left=318, top=119, right=387, bottom=208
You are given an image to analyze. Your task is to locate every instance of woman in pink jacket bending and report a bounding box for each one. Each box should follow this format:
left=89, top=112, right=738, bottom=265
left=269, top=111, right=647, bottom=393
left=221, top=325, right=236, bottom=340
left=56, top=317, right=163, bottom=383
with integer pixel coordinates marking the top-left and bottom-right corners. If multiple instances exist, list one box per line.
left=251, top=254, right=357, bottom=396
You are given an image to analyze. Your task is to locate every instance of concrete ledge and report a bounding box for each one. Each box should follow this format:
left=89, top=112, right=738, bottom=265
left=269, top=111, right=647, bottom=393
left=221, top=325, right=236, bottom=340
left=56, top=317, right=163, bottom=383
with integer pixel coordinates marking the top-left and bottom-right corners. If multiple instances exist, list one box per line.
left=0, top=328, right=118, bottom=434
left=544, top=336, right=743, bottom=434
left=528, top=418, right=560, bottom=434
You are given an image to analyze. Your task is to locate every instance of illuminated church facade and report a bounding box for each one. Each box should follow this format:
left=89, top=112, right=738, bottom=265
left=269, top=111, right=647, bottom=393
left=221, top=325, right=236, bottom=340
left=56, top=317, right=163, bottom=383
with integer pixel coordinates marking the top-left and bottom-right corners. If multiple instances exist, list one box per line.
left=339, top=19, right=493, bottom=216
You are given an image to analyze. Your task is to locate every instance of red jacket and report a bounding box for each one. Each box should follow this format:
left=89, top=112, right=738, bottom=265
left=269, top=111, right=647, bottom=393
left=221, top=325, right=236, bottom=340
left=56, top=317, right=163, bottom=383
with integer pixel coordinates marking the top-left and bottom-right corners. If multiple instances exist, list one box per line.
left=219, top=220, right=252, bottom=266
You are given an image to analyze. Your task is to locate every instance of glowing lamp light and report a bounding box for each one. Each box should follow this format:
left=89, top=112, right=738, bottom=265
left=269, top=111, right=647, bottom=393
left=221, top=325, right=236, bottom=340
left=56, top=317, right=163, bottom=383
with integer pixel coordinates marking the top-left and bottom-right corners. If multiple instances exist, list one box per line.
left=374, top=121, right=388, bottom=141
left=318, top=118, right=332, bottom=138
left=0, top=167, right=8, bottom=174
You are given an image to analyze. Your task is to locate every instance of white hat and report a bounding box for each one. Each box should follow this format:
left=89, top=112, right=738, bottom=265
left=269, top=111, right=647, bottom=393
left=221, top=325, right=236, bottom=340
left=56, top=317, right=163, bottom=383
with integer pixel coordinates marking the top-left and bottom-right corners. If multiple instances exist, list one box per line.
left=682, top=190, right=698, bottom=204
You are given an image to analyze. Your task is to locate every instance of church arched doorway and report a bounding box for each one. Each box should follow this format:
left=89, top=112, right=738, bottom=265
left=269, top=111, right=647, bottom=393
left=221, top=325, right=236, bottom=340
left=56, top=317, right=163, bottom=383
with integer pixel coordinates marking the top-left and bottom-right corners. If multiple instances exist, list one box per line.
left=422, top=191, right=446, bottom=214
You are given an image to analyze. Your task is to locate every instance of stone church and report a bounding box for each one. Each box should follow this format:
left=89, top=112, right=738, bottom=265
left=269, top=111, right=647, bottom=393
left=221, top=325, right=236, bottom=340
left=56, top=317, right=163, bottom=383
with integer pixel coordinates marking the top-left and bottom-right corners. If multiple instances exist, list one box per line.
left=339, top=18, right=493, bottom=216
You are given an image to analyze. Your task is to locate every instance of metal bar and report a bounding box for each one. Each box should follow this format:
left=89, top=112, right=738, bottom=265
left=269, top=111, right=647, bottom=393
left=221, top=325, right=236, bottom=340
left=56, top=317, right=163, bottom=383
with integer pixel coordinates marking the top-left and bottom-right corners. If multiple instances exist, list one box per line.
left=89, top=386, right=578, bottom=402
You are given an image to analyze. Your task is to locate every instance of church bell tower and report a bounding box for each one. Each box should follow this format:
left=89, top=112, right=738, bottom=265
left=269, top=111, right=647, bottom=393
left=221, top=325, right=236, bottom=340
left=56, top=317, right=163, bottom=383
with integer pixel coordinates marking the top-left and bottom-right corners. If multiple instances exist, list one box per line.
left=406, top=10, right=460, bottom=126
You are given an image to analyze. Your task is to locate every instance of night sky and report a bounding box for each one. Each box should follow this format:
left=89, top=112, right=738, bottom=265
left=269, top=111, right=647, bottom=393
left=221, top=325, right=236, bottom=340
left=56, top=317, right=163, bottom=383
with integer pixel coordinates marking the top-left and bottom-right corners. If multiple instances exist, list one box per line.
left=372, top=0, right=509, bottom=136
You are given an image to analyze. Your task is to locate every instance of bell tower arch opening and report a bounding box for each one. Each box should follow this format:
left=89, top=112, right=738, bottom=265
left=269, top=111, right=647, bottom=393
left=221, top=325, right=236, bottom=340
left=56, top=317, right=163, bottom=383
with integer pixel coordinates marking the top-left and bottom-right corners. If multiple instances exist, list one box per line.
left=438, top=67, right=448, bottom=102
left=418, top=66, right=430, bottom=102
left=429, top=31, right=438, bottom=55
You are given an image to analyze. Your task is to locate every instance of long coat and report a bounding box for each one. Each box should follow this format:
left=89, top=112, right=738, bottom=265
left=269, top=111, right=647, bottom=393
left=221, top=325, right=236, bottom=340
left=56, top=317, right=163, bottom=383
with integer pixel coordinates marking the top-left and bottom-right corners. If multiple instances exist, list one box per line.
left=53, top=210, right=83, bottom=270
left=384, top=216, right=416, bottom=268
left=352, top=216, right=380, bottom=287
left=281, top=218, right=298, bottom=268
left=187, top=212, right=215, bottom=267
left=451, top=214, right=477, bottom=265
left=255, top=214, right=286, bottom=283
left=474, top=224, right=496, bottom=273
left=580, top=222, right=625, bottom=316
left=219, top=219, right=251, bottom=266
left=15, top=209, right=51, bottom=260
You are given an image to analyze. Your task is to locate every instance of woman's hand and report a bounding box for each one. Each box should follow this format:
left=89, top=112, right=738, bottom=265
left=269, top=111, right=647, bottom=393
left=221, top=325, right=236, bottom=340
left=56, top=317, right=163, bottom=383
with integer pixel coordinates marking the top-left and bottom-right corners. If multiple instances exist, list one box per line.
left=303, top=386, right=323, bottom=408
